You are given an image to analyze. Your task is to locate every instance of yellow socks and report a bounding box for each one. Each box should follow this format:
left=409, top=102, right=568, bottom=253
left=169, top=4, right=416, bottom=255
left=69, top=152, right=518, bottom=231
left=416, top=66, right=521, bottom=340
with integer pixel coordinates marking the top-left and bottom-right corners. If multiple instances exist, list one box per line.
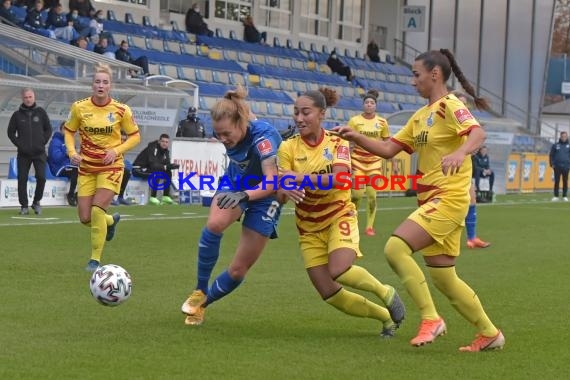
left=351, top=188, right=365, bottom=210
left=384, top=236, right=439, bottom=320
left=90, top=206, right=107, bottom=262
left=325, top=288, right=390, bottom=322
left=105, top=214, right=115, bottom=226
left=428, top=266, right=499, bottom=337
left=365, top=186, right=377, bottom=229
left=336, top=265, right=389, bottom=301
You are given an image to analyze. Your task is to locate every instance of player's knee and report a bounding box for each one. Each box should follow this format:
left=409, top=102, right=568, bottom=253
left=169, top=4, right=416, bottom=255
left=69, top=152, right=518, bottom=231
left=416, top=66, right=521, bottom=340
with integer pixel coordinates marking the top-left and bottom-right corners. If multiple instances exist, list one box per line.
left=227, top=264, right=247, bottom=281
left=384, top=236, right=411, bottom=264
left=205, top=220, right=227, bottom=234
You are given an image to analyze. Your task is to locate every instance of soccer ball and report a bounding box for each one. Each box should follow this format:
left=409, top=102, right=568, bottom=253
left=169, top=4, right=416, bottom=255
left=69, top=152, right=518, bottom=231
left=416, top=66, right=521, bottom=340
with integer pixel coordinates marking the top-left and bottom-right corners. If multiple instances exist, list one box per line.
left=89, top=264, right=132, bottom=306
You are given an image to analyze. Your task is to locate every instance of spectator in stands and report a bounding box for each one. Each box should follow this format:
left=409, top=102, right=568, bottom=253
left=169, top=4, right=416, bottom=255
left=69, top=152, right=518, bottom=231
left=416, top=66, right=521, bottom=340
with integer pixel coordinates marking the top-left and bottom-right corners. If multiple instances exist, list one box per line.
left=115, top=40, right=150, bottom=76
left=366, top=39, right=380, bottom=62
left=48, top=122, right=78, bottom=206
left=242, top=15, right=266, bottom=44
left=25, top=0, right=56, bottom=38
left=7, top=88, right=52, bottom=215
left=132, top=134, right=179, bottom=205
left=72, top=34, right=87, bottom=49
left=93, top=36, right=115, bottom=59
left=185, top=2, right=213, bottom=37
left=327, top=50, right=354, bottom=82
left=69, top=0, right=94, bottom=18
left=177, top=106, right=205, bottom=138
left=66, top=8, right=90, bottom=37
left=46, top=3, right=77, bottom=41
left=111, top=134, right=133, bottom=206
left=549, top=131, right=570, bottom=202
left=0, top=0, right=23, bottom=26
left=473, top=145, right=494, bottom=194
left=87, top=8, right=103, bottom=42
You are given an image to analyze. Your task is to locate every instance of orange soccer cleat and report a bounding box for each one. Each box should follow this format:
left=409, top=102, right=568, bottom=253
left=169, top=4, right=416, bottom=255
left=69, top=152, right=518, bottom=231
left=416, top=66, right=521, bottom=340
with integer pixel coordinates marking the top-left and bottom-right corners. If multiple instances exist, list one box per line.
left=467, top=237, right=490, bottom=249
left=459, top=330, right=505, bottom=352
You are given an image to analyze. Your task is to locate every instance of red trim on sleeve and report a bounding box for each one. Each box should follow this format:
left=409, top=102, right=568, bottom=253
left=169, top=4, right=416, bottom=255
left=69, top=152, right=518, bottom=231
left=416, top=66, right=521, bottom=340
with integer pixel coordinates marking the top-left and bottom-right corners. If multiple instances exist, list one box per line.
left=458, top=124, right=479, bottom=137
left=390, top=137, right=414, bottom=154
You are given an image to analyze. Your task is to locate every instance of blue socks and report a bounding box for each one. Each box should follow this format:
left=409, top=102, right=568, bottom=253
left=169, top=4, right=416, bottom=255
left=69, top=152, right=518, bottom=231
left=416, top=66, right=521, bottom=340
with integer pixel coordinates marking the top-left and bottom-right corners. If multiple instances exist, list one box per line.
left=196, top=227, right=223, bottom=293
left=205, top=270, right=243, bottom=307
left=465, top=205, right=477, bottom=240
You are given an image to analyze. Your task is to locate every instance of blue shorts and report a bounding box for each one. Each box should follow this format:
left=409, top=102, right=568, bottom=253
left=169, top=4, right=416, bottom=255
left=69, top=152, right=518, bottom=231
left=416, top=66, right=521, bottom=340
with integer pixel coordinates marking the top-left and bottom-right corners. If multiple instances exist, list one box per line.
left=216, top=191, right=281, bottom=239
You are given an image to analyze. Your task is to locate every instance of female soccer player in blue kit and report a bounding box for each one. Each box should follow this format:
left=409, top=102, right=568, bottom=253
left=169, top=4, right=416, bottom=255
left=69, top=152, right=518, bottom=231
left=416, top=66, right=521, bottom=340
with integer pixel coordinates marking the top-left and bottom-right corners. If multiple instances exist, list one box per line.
left=181, top=87, right=283, bottom=325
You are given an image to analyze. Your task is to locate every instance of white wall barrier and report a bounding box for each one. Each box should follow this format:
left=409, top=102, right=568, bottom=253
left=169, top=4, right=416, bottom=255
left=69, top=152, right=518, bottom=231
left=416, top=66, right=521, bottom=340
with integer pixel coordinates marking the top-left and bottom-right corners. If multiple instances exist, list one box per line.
left=170, top=139, right=227, bottom=201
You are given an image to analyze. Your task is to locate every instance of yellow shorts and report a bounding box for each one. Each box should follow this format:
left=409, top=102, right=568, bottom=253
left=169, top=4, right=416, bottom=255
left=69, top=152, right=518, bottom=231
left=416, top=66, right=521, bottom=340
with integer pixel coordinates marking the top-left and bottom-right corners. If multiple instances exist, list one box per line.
left=407, top=199, right=463, bottom=257
left=299, top=213, right=362, bottom=268
left=78, top=169, right=124, bottom=197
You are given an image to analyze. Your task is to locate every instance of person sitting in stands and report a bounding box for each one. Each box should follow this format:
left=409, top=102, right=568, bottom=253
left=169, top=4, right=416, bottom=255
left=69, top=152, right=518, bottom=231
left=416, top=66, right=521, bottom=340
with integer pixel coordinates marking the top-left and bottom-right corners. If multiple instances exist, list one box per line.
left=327, top=50, right=354, bottom=82
left=366, top=40, right=380, bottom=62
left=185, top=3, right=213, bottom=37
left=115, top=40, right=150, bottom=76
left=0, top=0, right=24, bottom=27
left=243, top=15, right=266, bottom=44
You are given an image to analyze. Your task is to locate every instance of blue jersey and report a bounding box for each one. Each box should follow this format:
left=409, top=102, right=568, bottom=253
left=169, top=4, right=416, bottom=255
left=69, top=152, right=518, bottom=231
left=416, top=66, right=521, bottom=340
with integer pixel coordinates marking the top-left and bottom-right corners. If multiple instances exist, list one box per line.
left=224, top=120, right=282, bottom=190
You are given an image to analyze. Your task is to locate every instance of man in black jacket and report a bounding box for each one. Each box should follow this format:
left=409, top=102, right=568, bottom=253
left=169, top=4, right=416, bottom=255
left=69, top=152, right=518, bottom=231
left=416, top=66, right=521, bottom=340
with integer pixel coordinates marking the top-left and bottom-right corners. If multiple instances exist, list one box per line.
left=115, top=40, right=149, bottom=76
left=7, top=88, right=52, bottom=215
left=549, top=131, right=570, bottom=201
left=176, top=107, right=205, bottom=138
left=185, top=3, right=213, bottom=36
left=473, top=145, right=494, bottom=194
left=132, top=134, right=179, bottom=205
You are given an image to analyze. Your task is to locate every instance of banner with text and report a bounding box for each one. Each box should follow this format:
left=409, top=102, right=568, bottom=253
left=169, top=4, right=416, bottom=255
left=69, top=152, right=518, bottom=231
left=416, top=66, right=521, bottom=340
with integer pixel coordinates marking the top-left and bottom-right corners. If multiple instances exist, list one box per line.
left=171, top=139, right=228, bottom=194
left=131, top=107, right=178, bottom=127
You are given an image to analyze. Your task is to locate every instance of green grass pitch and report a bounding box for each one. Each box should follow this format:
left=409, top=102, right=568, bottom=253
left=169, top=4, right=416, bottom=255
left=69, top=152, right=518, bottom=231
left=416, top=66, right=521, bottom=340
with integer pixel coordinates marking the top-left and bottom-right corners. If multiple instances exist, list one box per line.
left=0, top=194, right=567, bottom=379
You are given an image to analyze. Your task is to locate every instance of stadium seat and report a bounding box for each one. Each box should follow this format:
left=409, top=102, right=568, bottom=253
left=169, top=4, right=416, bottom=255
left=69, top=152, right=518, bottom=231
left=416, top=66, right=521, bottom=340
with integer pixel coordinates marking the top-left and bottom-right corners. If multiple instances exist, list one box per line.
left=298, top=41, right=307, bottom=51
left=142, top=16, right=153, bottom=27
left=286, top=39, right=293, bottom=49
left=125, top=13, right=135, bottom=24
left=107, top=10, right=117, bottom=21
left=229, top=30, right=237, bottom=40
left=273, top=37, right=281, bottom=47
left=215, top=28, right=223, bottom=38
left=322, top=45, right=330, bottom=54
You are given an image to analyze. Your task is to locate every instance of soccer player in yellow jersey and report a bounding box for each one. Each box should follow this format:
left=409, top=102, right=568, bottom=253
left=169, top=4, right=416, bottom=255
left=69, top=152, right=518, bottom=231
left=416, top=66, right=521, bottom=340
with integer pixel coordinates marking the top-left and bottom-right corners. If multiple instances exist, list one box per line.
left=65, top=63, right=140, bottom=272
left=348, top=89, right=392, bottom=236
left=277, top=88, right=405, bottom=337
left=334, top=49, right=505, bottom=352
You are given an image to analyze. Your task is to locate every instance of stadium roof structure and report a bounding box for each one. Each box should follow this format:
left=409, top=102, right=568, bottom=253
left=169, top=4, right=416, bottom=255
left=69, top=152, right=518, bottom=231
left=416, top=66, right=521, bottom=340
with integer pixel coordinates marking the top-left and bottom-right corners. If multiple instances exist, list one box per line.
left=0, top=22, right=140, bottom=80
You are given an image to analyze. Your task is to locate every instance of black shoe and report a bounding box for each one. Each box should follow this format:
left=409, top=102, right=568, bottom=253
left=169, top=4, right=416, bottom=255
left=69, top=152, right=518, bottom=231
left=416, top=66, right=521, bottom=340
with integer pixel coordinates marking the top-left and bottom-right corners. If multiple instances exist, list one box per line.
left=31, top=203, right=42, bottom=215
left=19, top=207, right=29, bottom=215
left=67, top=193, right=77, bottom=206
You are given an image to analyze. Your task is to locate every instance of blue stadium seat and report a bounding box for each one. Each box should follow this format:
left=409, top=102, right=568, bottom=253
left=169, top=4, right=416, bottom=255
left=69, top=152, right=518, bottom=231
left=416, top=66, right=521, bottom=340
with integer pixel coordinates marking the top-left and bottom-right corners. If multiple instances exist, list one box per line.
left=125, top=13, right=135, bottom=24
left=107, top=10, right=117, bottom=21
left=229, top=30, right=237, bottom=40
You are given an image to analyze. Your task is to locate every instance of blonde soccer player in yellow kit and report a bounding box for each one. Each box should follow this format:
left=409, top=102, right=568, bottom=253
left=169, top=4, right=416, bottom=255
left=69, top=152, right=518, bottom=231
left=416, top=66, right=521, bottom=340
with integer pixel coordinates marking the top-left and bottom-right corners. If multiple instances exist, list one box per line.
left=277, top=88, right=405, bottom=337
left=347, top=89, right=392, bottom=236
left=65, top=63, right=140, bottom=272
left=334, top=49, right=505, bottom=352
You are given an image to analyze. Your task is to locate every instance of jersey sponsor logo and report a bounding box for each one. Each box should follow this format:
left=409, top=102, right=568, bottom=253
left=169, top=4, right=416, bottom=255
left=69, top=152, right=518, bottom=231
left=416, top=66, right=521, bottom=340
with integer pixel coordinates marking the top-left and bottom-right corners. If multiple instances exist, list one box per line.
left=295, top=156, right=308, bottom=162
left=454, top=108, right=474, bottom=123
left=84, top=125, right=113, bottom=134
left=257, top=139, right=273, bottom=155
left=337, top=146, right=349, bottom=161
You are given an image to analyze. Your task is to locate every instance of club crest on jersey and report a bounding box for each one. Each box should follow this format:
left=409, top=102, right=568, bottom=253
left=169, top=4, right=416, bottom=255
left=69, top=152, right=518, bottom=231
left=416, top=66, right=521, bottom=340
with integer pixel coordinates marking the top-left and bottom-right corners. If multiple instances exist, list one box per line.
left=426, top=112, right=434, bottom=127
left=256, top=139, right=273, bottom=155
left=107, top=112, right=115, bottom=122
left=374, top=123, right=380, bottom=130
left=323, top=147, right=333, bottom=161
left=337, top=145, right=349, bottom=160
left=454, top=108, right=474, bottom=123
